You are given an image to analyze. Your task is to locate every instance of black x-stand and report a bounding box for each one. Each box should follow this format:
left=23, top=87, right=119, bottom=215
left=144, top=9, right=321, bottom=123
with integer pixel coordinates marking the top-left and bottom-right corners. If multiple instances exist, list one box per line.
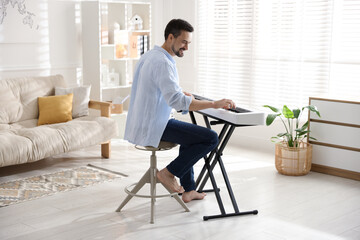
left=189, top=111, right=258, bottom=221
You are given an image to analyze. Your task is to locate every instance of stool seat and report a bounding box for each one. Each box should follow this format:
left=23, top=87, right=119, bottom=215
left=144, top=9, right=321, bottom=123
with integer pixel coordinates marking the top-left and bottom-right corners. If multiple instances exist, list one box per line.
left=116, top=141, right=189, bottom=223
left=136, top=141, right=178, bottom=151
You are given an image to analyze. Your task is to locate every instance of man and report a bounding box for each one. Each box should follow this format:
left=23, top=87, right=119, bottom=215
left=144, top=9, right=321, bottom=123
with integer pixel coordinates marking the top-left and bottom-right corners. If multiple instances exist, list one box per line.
left=124, top=19, right=235, bottom=203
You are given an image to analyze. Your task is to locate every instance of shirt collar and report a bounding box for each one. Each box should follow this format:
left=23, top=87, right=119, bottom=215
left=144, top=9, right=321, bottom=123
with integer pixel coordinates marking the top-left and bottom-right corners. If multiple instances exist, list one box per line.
left=154, top=45, right=176, bottom=65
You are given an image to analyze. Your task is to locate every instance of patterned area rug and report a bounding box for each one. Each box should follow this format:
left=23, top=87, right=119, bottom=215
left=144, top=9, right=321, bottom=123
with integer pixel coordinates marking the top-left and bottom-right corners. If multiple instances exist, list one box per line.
left=0, top=166, right=121, bottom=207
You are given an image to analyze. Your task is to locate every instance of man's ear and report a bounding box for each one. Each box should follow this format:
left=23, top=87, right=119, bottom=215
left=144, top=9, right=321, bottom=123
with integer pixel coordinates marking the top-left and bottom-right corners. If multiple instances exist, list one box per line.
left=168, top=33, right=175, bottom=41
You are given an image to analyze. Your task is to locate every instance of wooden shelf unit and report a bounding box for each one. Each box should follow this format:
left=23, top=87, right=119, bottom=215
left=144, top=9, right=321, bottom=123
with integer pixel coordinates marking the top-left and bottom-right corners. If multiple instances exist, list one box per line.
left=308, top=97, right=360, bottom=181
left=81, top=0, right=151, bottom=110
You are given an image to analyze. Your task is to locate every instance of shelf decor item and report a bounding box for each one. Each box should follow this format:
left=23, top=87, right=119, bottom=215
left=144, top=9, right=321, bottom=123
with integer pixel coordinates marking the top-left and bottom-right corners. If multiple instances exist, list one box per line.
left=101, top=64, right=109, bottom=86
left=264, top=104, right=321, bottom=176
left=101, top=28, right=108, bottom=44
left=129, top=14, right=143, bottom=30
left=114, top=22, right=128, bottom=58
left=108, top=69, right=120, bottom=87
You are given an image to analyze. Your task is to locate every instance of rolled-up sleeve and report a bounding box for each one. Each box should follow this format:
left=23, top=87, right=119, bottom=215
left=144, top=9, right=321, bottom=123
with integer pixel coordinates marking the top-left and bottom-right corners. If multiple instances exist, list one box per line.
left=155, top=62, right=192, bottom=113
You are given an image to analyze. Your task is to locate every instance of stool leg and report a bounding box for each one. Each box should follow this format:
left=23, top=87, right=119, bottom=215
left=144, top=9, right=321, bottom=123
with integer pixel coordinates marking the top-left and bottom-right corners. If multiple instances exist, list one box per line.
left=149, top=151, right=157, bottom=223
left=151, top=153, right=157, bottom=204
left=116, top=168, right=150, bottom=212
left=159, top=182, right=190, bottom=212
left=173, top=194, right=190, bottom=212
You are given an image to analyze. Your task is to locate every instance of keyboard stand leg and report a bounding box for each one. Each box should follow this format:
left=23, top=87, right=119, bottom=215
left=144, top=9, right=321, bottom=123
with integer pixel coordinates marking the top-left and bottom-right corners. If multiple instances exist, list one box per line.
left=217, top=126, right=240, bottom=212
left=189, top=113, right=259, bottom=221
left=204, top=156, right=226, bottom=215
left=196, top=124, right=229, bottom=191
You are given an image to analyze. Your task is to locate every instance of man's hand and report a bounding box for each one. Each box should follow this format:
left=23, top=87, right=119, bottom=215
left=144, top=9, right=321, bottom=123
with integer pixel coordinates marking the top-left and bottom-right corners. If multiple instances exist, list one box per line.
left=184, top=91, right=236, bottom=111
left=214, top=99, right=236, bottom=110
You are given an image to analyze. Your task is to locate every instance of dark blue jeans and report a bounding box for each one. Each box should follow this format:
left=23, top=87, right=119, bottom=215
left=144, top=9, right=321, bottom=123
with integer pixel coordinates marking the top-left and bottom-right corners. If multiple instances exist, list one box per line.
left=160, top=119, right=219, bottom=192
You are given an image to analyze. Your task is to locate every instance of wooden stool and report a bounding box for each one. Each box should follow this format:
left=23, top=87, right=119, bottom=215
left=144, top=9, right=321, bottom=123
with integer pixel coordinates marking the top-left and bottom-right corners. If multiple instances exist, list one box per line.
left=115, top=141, right=190, bottom=223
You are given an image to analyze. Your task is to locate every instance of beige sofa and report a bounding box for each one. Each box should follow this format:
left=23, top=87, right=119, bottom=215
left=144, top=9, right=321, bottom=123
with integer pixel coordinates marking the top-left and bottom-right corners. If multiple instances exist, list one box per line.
left=0, top=75, right=117, bottom=167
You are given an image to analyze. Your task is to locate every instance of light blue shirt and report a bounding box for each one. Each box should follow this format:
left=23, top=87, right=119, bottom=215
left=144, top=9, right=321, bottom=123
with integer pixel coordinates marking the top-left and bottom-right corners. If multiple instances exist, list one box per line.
left=124, top=46, right=192, bottom=147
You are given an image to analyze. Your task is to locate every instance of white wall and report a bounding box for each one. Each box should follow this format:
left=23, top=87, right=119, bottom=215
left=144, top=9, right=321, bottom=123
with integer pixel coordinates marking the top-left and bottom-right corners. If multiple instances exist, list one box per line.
left=162, top=0, right=197, bottom=93
left=0, top=0, right=192, bottom=85
left=0, top=0, right=81, bottom=86
left=0, top=0, right=276, bottom=153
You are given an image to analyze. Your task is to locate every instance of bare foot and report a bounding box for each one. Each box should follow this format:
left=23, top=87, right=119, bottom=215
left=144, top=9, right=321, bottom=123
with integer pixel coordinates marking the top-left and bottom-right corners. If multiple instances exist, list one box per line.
left=182, top=190, right=207, bottom=203
left=157, top=168, right=184, bottom=193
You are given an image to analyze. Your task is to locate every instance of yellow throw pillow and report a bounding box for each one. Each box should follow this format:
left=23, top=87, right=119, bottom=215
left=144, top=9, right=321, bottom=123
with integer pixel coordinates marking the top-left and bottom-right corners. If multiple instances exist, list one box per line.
left=38, top=93, right=73, bottom=126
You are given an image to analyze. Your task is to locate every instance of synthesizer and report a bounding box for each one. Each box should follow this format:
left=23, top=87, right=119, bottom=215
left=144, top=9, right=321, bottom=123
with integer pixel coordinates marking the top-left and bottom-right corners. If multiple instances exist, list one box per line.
left=192, top=94, right=266, bottom=126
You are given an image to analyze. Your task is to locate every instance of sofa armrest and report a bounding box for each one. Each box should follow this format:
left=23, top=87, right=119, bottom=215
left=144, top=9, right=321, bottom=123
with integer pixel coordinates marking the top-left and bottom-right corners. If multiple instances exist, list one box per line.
left=89, top=100, right=112, bottom=117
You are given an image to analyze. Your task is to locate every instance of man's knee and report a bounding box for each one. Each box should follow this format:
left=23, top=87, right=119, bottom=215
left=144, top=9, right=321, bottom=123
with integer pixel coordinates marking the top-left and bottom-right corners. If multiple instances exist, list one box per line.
left=209, top=129, right=219, bottom=148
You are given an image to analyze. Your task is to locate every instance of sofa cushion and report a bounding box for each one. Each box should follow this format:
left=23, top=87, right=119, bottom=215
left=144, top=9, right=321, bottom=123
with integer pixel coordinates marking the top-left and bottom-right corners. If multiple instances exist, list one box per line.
left=0, top=131, right=34, bottom=166
left=0, top=75, right=66, bottom=124
left=0, top=116, right=117, bottom=167
left=55, top=86, right=91, bottom=118
left=0, top=124, right=11, bottom=131
left=49, top=116, right=117, bottom=151
left=0, top=119, right=37, bottom=131
left=9, top=119, right=38, bottom=129
left=38, top=93, right=73, bottom=126
left=0, top=85, right=22, bottom=125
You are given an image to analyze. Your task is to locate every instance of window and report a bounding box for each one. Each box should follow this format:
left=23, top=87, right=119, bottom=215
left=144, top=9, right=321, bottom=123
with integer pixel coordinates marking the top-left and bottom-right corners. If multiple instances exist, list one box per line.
left=197, top=0, right=360, bottom=108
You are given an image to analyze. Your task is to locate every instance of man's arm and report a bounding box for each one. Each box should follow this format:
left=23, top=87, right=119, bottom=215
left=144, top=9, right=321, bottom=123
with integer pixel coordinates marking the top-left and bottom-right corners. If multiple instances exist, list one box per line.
left=184, top=92, right=236, bottom=111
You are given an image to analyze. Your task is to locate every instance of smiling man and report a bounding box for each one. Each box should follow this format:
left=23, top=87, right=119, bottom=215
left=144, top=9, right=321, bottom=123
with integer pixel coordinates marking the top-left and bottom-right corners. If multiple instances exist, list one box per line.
left=124, top=19, right=235, bottom=203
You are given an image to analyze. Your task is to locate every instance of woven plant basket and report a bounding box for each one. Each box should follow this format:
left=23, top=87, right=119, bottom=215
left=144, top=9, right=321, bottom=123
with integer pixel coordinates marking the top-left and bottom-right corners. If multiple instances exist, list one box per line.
left=275, top=142, right=312, bottom=176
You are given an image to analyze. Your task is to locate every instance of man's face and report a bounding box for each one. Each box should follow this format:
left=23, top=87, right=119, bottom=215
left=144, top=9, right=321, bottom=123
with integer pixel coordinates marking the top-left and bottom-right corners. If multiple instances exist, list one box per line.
left=170, top=31, right=192, bottom=57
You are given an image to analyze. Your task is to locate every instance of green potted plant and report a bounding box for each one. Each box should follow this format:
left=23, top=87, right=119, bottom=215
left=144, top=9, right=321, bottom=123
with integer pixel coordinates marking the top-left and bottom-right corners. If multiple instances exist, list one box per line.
left=263, top=104, right=321, bottom=176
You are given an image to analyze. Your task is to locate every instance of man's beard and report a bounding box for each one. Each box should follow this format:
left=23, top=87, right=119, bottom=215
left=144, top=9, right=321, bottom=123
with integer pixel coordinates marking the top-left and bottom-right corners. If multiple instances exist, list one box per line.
left=171, top=45, right=185, bottom=57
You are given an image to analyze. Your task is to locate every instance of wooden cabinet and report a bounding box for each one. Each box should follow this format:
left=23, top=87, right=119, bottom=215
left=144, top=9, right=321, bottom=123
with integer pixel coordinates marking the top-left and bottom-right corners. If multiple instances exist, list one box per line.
left=309, top=97, right=360, bottom=180
left=81, top=0, right=151, bottom=110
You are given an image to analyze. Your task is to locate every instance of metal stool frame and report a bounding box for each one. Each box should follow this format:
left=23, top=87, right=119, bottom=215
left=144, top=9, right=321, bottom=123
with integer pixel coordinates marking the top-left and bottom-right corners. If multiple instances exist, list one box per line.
left=116, top=142, right=190, bottom=224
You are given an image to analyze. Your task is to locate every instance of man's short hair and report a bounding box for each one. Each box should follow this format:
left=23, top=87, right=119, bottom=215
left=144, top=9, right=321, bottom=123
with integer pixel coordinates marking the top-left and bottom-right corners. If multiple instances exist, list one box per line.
left=164, top=19, right=194, bottom=40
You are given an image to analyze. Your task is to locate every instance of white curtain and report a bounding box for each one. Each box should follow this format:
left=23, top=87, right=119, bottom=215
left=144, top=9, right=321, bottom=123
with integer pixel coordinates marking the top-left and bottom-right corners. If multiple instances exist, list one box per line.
left=197, top=0, right=360, bottom=108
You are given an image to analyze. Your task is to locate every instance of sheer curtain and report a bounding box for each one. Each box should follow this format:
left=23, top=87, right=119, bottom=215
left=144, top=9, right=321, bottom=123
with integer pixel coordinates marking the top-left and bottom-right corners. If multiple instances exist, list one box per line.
left=197, top=0, right=360, bottom=108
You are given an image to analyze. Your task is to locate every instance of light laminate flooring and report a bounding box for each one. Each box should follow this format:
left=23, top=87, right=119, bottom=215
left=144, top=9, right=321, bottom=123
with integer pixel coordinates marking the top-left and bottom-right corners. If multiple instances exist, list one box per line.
left=0, top=139, right=359, bottom=240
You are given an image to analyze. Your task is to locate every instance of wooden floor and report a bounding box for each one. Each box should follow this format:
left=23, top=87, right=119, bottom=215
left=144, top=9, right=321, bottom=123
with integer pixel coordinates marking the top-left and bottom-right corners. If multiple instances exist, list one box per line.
left=0, top=139, right=360, bottom=240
